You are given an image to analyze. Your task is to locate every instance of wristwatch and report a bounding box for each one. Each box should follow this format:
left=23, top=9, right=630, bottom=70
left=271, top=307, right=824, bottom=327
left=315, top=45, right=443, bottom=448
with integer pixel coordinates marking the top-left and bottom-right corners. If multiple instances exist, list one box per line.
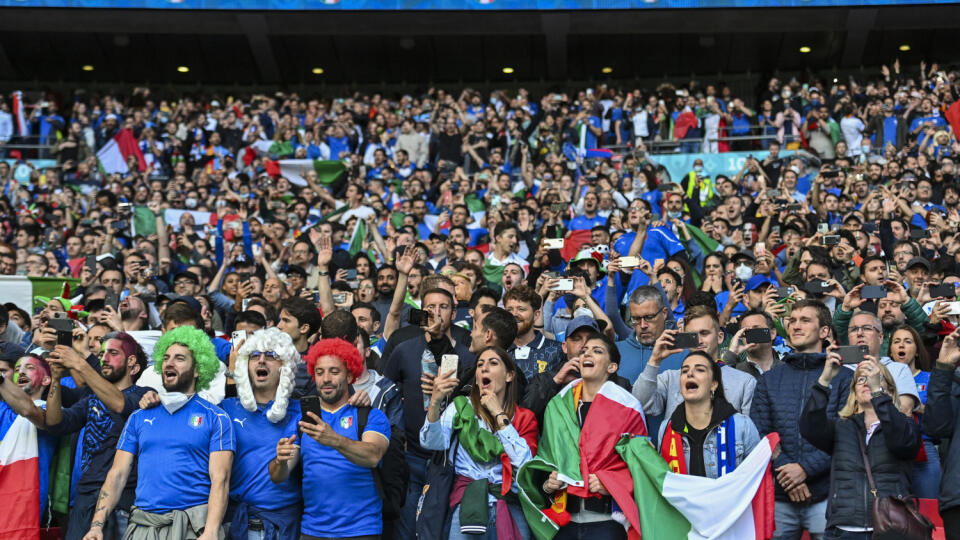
left=871, top=388, right=886, bottom=399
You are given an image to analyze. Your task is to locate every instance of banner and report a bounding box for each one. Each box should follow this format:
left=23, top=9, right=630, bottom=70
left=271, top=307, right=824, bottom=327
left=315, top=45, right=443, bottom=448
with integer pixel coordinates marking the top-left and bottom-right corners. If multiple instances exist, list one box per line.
left=653, top=150, right=797, bottom=187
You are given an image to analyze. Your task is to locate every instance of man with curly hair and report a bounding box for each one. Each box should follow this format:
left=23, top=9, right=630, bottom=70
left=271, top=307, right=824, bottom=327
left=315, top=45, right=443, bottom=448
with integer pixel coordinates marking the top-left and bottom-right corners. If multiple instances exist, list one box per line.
left=271, top=338, right=390, bottom=540
left=82, top=326, right=234, bottom=540
left=220, top=327, right=302, bottom=540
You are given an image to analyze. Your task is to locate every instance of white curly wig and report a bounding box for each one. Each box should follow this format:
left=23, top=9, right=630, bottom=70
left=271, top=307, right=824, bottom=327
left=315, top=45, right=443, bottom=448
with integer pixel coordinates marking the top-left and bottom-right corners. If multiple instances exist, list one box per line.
left=234, top=327, right=299, bottom=423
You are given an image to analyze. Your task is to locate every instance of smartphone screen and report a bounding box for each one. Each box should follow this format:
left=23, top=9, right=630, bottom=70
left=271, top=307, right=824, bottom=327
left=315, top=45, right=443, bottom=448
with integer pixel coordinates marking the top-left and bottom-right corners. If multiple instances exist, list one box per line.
left=674, top=332, right=699, bottom=349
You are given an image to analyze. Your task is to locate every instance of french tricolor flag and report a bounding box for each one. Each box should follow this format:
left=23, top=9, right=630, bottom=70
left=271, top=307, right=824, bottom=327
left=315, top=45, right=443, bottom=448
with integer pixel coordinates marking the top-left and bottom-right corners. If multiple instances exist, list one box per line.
left=0, top=414, right=41, bottom=540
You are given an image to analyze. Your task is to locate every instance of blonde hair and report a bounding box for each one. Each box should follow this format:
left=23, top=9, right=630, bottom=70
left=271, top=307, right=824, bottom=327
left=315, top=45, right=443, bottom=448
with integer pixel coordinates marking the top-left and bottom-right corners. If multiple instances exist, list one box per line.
left=838, top=362, right=900, bottom=419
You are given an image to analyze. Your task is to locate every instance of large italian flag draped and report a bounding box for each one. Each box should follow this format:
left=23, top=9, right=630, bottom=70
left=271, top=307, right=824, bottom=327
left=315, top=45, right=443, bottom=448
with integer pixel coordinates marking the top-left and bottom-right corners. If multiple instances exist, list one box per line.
left=616, top=432, right=779, bottom=540
left=518, top=379, right=647, bottom=540
left=264, top=159, right=346, bottom=187
left=0, top=413, right=41, bottom=540
left=96, top=128, right=146, bottom=175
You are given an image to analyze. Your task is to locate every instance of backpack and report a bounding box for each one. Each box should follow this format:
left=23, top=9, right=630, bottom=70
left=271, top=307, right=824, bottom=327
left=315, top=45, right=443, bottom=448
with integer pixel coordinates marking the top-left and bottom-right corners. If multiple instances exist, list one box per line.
left=357, top=406, right=409, bottom=522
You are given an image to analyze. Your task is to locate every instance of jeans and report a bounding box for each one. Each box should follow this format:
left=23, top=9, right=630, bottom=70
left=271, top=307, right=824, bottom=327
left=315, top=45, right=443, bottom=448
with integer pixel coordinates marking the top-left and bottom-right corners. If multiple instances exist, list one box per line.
left=65, top=491, right=129, bottom=540
left=911, top=439, right=942, bottom=500
left=448, top=501, right=530, bottom=540
left=390, top=451, right=428, bottom=540
left=554, top=520, right=627, bottom=540
left=823, top=528, right=871, bottom=540
left=773, top=499, right=827, bottom=540
left=223, top=523, right=266, bottom=540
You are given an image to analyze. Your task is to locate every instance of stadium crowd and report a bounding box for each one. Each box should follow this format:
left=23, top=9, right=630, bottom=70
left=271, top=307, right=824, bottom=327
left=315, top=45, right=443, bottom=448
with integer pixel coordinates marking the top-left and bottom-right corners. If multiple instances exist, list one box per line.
left=1, top=59, right=960, bottom=540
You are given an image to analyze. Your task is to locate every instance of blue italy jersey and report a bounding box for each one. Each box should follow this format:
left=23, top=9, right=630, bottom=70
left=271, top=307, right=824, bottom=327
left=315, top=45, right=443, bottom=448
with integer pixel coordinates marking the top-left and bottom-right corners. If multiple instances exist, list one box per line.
left=300, top=404, right=390, bottom=538
left=567, top=214, right=606, bottom=231
left=117, top=395, right=234, bottom=513
left=220, top=398, right=301, bottom=510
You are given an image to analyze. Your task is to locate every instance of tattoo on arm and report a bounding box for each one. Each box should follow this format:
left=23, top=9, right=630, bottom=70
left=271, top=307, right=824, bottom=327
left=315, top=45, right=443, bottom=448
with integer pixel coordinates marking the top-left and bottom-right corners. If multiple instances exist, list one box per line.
left=91, top=520, right=105, bottom=529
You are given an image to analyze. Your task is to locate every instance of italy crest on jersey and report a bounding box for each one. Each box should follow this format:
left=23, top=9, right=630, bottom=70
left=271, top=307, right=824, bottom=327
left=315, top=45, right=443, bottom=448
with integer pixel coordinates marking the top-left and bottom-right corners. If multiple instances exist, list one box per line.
left=340, top=416, right=353, bottom=429
left=189, top=414, right=203, bottom=428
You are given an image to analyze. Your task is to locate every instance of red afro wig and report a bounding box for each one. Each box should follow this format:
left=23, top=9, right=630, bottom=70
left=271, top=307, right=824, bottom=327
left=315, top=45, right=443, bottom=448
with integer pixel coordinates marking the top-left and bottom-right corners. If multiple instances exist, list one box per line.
left=305, top=338, right=364, bottom=383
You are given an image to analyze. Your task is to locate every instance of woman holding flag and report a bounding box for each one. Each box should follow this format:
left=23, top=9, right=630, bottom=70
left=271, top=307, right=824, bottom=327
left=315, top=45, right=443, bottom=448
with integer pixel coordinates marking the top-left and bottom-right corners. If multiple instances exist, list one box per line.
left=517, top=333, right=648, bottom=540
left=421, top=346, right=539, bottom=540
left=658, top=351, right=762, bottom=477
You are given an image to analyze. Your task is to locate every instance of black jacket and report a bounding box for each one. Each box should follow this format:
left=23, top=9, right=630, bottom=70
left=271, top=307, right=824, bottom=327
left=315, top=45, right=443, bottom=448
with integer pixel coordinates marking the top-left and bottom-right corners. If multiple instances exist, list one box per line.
left=800, top=382, right=921, bottom=529
left=383, top=333, right=475, bottom=457
left=752, top=352, right=852, bottom=503
left=922, top=366, right=960, bottom=511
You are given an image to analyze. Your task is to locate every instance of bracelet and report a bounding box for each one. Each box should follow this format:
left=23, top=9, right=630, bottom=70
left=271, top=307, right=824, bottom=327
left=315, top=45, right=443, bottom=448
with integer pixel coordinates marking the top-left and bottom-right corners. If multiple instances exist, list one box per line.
left=318, top=270, right=329, bottom=276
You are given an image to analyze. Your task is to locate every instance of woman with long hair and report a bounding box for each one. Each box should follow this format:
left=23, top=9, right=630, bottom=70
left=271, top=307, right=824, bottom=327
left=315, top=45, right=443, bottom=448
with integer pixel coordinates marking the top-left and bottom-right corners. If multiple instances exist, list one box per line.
left=421, top=346, right=538, bottom=540
left=666, top=256, right=697, bottom=305
left=800, top=348, right=921, bottom=540
left=658, top=351, right=761, bottom=477
left=518, top=334, right=648, bottom=540
left=700, top=253, right=728, bottom=295
left=890, top=324, right=940, bottom=499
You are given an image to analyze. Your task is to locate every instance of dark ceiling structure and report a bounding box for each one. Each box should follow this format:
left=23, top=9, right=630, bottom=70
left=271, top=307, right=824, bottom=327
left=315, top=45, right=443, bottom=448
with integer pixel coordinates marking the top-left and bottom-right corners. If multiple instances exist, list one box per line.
left=0, top=4, right=958, bottom=89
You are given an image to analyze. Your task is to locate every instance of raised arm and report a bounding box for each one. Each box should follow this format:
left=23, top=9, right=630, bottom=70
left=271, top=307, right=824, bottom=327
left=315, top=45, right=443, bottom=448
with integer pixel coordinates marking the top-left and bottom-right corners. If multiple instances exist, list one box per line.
left=315, top=234, right=335, bottom=316
left=383, top=245, right=418, bottom=340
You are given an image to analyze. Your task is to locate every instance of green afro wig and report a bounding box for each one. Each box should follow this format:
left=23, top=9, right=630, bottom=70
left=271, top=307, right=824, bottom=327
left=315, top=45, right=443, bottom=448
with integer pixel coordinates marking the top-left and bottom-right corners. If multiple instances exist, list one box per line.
left=153, top=326, right=220, bottom=392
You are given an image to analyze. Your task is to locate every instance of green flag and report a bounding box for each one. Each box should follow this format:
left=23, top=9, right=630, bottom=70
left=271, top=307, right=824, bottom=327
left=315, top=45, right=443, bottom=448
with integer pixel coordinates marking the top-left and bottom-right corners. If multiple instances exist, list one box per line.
left=348, top=218, right=366, bottom=257
left=132, top=206, right=160, bottom=237
left=269, top=140, right=295, bottom=158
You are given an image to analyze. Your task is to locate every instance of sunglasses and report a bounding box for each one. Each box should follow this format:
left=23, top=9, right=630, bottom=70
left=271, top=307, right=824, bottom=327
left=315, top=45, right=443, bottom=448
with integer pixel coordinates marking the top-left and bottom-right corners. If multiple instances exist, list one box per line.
left=249, top=351, right=279, bottom=361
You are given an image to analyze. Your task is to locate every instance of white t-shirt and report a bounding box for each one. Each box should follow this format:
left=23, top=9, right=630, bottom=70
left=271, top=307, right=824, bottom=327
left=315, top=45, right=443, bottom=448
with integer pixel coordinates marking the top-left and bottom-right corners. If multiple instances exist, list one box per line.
left=840, top=116, right=865, bottom=156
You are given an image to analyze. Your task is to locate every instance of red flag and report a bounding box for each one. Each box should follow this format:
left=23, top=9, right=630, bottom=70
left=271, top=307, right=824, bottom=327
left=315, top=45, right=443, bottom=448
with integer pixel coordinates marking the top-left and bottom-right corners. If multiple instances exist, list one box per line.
left=560, top=229, right=593, bottom=261
left=945, top=101, right=960, bottom=141
left=114, top=128, right=147, bottom=172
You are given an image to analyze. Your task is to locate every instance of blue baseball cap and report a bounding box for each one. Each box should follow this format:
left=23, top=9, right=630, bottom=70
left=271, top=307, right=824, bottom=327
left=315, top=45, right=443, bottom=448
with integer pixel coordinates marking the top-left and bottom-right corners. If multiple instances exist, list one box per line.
left=745, top=275, right=774, bottom=292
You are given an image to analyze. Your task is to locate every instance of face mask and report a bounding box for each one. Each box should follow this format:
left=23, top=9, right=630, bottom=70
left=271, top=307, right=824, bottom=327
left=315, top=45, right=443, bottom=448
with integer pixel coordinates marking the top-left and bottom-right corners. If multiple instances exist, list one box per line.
left=185, top=197, right=198, bottom=209
left=159, top=391, right=192, bottom=414
left=693, top=165, right=704, bottom=173
left=667, top=210, right=682, bottom=219
left=782, top=90, right=792, bottom=99
left=735, top=264, right=754, bottom=281
left=573, top=307, right=593, bottom=319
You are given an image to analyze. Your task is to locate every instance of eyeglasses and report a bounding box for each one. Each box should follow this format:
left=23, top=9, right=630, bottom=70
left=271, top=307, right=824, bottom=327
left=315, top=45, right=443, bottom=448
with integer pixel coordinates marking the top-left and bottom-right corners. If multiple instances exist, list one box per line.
left=249, top=351, right=279, bottom=361
left=849, top=325, right=880, bottom=335
left=632, top=309, right=665, bottom=324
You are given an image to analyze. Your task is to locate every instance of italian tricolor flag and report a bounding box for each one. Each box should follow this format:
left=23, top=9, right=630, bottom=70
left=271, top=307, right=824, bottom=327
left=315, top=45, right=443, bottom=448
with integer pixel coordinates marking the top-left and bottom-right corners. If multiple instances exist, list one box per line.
left=0, top=412, right=42, bottom=540
left=617, top=432, right=779, bottom=540
left=96, top=128, right=146, bottom=175
left=518, top=379, right=647, bottom=540
left=264, top=159, right=346, bottom=187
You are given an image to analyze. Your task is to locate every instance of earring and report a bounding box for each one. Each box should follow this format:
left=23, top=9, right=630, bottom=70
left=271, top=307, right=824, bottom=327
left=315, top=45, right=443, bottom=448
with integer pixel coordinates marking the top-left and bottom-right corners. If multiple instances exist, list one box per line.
left=710, top=389, right=715, bottom=399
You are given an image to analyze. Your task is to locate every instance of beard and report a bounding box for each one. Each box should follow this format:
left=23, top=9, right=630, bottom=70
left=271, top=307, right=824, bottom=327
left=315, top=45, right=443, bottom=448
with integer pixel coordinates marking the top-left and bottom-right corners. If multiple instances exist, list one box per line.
left=516, top=317, right=534, bottom=336
left=163, top=370, right=195, bottom=394
left=101, top=362, right=127, bottom=384
left=318, top=380, right=347, bottom=405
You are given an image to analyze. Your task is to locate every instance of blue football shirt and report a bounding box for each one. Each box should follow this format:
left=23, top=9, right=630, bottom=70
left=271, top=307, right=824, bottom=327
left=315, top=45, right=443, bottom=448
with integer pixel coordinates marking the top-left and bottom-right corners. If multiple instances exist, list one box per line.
left=300, top=404, right=390, bottom=538
left=117, top=395, right=234, bottom=513
left=220, top=398, right=301, bottom=510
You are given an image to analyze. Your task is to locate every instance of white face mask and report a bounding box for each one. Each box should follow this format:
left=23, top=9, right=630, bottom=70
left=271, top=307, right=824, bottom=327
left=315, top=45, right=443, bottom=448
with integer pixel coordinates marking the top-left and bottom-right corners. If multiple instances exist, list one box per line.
left=573, top=307, right=593, bottom=319
left=735, top=264, right=754, bottom=281
left=159, top=391, right=192, bottom=414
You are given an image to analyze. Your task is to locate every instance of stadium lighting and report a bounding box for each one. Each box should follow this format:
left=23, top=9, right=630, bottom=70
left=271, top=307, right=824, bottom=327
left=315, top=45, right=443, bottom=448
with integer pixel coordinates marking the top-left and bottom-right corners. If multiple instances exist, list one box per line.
left=177, top=66, right=190, bottom=73
left=798, top=46, right=811, bottom=53
left=601, top=67, right=613, bottom=74
left=312, top=67, right=324, bottom=75
left=82, top=65, right=94, bottom=72
left=899, top=44, right=911, bottom=51
left=502, top=67, right=515, bottom=74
